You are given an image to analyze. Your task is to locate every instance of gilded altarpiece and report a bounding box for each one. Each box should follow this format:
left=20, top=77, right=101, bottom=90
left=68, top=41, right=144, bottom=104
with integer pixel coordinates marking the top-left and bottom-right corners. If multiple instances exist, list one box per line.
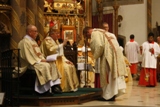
left=43, top=0, right=92, bottom=46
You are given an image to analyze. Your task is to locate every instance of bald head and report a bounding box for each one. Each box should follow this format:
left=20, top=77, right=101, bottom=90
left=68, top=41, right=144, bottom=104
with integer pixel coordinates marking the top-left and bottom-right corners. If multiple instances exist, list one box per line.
left=26, top=25, right=38, bottom=40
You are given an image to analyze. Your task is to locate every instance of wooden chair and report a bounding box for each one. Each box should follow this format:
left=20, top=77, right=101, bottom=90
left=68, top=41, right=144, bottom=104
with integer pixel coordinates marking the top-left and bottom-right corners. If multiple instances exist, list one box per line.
left=0, top=42, right=78, bottom=105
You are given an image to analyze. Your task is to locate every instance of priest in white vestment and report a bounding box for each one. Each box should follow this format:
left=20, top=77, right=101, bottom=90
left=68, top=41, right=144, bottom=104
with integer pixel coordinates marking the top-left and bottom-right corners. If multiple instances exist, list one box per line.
left=83, top=27, right=126, bottom=101
left=17, top=25, right=61, bottom=95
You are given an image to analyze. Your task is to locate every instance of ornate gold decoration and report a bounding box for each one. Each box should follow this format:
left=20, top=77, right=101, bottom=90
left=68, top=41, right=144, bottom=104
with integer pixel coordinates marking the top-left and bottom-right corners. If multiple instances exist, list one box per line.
left=27, top=8, right=35, bottom=25
left=10, top=38, right=18, bottom=49
left=43, top=0, right=92, bottom=46
left=96, top=0, right=103, bottom=27
left=11, top=9, right=21, bottom=36
left=145, top=74, right=149, bottom=82
left=144, top=68, right=150, bottom=82
left=103, top=0, right=144, bottom=6
left=0, top=3, right=11, bottom=13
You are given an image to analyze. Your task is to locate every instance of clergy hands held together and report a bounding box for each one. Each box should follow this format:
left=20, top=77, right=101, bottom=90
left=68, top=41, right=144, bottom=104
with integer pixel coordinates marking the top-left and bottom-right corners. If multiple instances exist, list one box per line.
left=41, top=59, right=47, bottom=62
left=139, top=46, right=154, bottom=55
left=149, top=48, right=154, bottom=55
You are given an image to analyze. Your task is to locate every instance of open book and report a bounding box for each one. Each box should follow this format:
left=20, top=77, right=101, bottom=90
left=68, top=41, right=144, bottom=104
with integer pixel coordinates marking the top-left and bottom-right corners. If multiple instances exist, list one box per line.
left=46, top=54, right=62, bottom=62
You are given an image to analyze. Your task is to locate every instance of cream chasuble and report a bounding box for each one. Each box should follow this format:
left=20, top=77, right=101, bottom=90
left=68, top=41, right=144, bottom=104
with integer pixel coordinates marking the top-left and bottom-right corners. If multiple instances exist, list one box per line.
left=40, top=36, right=79, bottom=92
left=18, top=35, right=61, bottom=93
left=90, top=29, right=126, bottom=100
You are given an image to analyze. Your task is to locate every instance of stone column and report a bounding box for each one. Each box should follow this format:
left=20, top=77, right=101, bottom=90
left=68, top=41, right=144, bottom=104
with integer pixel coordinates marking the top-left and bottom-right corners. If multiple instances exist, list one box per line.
left=96, top=0, right=103, bottom=28
left=88, top=0, right=92, bottom=27
left=10, top=0, right=26, bottom=48
left=85, top=0, right=92, bottom=26
left=26, top=0, right=36, bottom=25
left=147, top=0, right=152, bottom=34
left=36, top=0, right=44, bottom=39
left=113, top=2, right=119, bottom=38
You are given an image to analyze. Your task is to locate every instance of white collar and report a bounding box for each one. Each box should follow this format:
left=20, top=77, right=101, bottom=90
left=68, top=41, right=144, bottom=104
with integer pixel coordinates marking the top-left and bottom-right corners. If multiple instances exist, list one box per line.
left=24, top=35, right=34, bottom=40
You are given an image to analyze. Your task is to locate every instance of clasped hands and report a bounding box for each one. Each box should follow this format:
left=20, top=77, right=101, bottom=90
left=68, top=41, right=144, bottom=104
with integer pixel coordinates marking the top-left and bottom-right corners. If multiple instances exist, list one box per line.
left=149, top=48, right=154, bottom=55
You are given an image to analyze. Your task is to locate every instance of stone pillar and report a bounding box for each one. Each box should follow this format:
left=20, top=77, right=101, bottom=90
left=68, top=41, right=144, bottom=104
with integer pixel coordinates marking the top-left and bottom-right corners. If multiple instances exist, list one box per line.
left=113, top=2, right=119, bottom=38
left=96, top=0, right=103, bottom=28
left=10, top=0, right=26, bottom=48
left=37, top=0, right=44, bottom=39
left=147, top=0, right=152, bottom=34
left=85, top=0, right=92, bottom=27
left=26, top=0, right=36, bottom=25
left=88, top=0, right=92, bottom=27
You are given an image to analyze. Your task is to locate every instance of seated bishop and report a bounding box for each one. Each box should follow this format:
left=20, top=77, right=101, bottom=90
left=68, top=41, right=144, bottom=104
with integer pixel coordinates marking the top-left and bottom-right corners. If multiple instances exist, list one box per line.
left=40, top=28, right=79, bottom=92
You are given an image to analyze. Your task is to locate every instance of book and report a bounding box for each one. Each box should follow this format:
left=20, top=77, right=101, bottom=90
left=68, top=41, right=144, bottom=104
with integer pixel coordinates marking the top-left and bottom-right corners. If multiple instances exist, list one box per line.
left=46, top=54, right=61, bottom=62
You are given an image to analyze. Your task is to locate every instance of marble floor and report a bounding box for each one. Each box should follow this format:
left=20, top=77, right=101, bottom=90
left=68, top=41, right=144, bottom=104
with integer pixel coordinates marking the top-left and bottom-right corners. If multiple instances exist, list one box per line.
left=22, top=80, right=160, bottom=107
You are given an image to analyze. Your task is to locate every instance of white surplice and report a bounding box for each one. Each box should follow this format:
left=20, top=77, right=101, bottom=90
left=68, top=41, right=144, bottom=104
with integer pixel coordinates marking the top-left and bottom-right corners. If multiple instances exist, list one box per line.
left=125, top=41, right=139, bottom=63
left=141, top=41, right=160, bottom=68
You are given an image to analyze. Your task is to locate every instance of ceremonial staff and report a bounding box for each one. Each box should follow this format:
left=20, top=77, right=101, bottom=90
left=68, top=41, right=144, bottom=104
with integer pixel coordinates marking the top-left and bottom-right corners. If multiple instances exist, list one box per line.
left=83, top=12, right=89, bottom=87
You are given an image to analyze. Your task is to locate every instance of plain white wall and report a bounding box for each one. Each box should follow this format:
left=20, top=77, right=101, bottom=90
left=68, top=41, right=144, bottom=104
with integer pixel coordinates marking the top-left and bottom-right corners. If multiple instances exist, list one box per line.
left=118, top=0, right=147, bottom=45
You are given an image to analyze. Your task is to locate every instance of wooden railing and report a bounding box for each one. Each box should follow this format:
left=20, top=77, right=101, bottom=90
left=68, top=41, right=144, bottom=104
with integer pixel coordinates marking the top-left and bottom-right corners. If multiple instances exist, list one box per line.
left=1, top=49, right=20, bottom=106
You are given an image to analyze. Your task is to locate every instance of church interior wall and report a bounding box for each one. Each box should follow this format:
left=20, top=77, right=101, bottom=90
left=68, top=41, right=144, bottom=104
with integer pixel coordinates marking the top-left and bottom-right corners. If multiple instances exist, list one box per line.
left=118, top=0, right=147, bottom=45
left=92, top=0, right=149, bottom=46
left=1, top=0, right=159, bottom=49
left=0, top=0, right=159, bottom=56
